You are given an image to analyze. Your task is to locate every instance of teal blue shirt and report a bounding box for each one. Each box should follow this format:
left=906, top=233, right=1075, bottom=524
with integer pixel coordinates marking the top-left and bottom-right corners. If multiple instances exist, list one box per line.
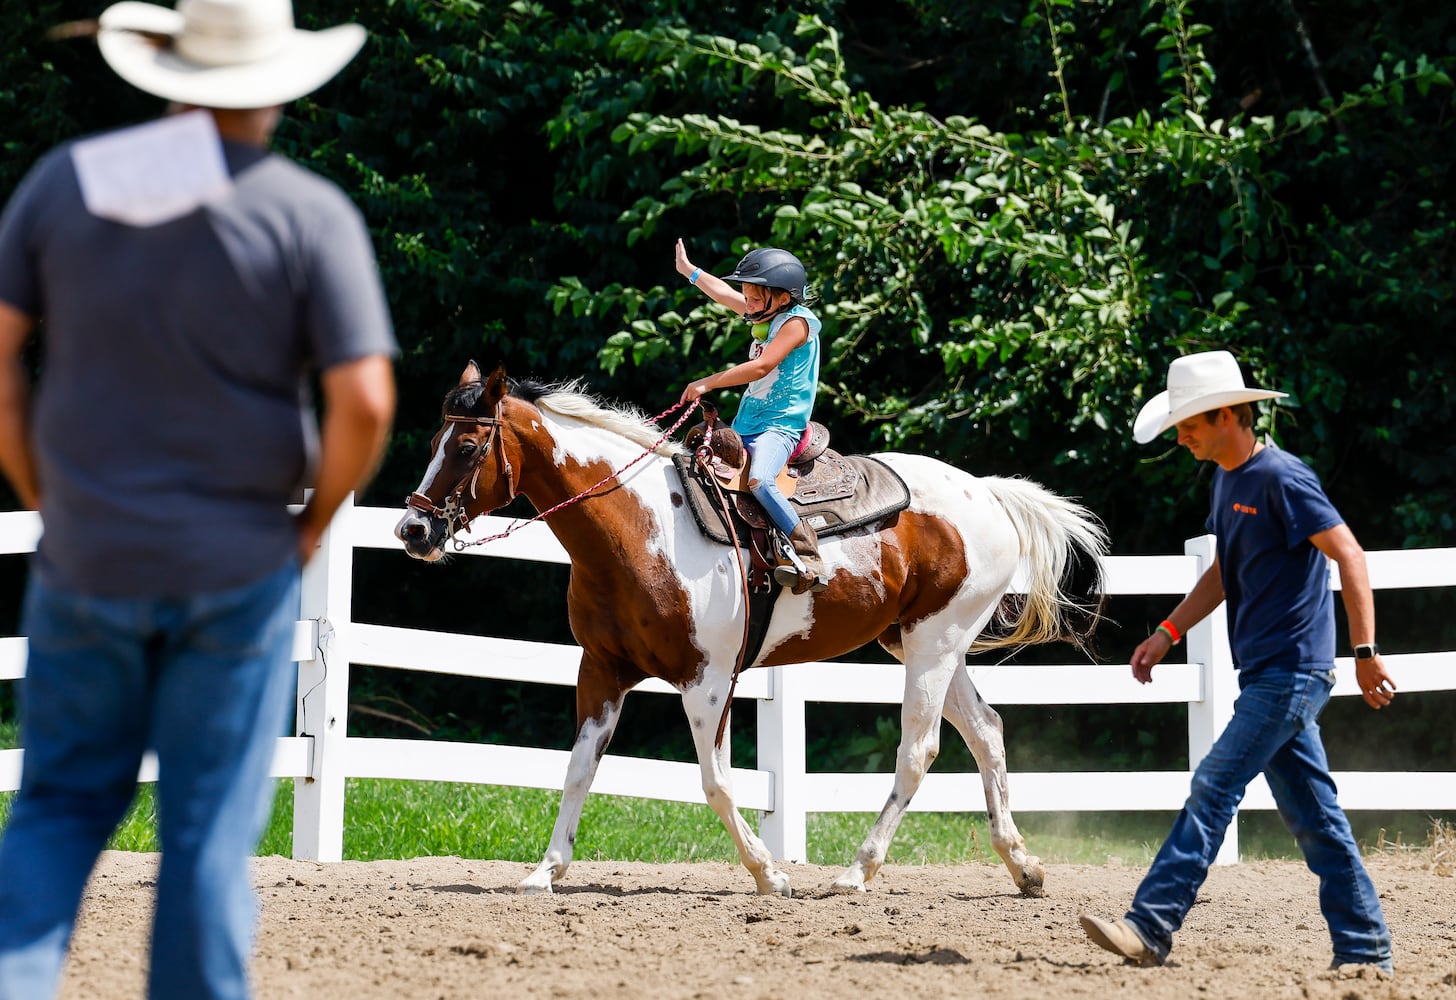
left=732, top=304, right=821, bottom=437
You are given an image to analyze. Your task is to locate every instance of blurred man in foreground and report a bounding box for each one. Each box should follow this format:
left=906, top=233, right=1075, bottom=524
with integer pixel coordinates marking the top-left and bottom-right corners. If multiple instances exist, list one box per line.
left=0, top=2, right=396, bottom=996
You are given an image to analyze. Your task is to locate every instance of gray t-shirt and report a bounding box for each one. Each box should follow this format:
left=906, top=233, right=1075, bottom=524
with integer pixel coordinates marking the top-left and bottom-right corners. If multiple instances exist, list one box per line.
left=0, top=131, right=396, bottom=597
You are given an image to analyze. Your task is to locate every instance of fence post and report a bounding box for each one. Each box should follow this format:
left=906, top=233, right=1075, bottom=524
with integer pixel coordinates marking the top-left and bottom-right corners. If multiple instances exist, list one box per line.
left=1182, top=533, right=1240, bottom=864
left=756, top=663, right=808, bottom=862
left=292, top=492, right=355, bottom=862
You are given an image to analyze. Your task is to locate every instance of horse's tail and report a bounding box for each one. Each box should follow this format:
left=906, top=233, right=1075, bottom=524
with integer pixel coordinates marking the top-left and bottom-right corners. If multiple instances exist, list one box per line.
left=971, top=476, right=1108, bottom=656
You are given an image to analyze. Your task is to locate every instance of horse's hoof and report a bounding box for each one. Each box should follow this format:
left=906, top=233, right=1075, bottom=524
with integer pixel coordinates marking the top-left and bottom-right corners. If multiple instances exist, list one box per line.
left=516, top=878, right=555, bottom=896
left=756, top=870, right=793, bottom=897
left=829, top=875, right=868, bottom=894
left=1016, top=858, right=1047, bottom=898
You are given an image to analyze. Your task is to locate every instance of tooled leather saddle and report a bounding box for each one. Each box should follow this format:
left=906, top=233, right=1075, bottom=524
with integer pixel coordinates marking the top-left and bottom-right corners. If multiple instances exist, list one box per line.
left=672, top=404, right=911, bottom=588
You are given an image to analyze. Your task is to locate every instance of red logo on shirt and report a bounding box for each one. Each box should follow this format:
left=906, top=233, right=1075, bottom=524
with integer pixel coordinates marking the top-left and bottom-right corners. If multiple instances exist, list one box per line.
left=1232, top=503, right=1259, bottom=515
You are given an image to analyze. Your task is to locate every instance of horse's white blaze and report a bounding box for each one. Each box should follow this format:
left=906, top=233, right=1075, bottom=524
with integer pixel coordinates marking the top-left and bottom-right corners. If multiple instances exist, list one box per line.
left=413, top=429, right=454, bottom=495
left=389, top=432, right=459, bottom=560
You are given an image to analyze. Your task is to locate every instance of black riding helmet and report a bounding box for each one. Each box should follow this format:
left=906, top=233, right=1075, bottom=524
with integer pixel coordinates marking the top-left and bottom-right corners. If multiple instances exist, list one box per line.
left=726, top=247, right=807, bottom=305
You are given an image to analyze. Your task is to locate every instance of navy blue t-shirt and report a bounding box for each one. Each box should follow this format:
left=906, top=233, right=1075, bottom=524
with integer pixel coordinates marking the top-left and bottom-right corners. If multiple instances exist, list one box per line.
left=1206, top=445, right=1343, bottom=674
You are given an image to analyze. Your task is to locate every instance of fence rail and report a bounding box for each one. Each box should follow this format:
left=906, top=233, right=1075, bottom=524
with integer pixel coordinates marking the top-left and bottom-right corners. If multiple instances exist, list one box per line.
left=3, top=501, right=1454, bottom=865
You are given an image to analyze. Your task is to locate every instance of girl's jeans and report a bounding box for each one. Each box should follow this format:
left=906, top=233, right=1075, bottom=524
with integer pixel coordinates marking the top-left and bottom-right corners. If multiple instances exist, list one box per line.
left=742, top=428, right=802, bottom=536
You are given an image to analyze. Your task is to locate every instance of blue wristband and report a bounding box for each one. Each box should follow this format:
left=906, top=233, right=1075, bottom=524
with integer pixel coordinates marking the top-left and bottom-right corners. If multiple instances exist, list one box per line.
left=689, top=267, right=701, bottom=285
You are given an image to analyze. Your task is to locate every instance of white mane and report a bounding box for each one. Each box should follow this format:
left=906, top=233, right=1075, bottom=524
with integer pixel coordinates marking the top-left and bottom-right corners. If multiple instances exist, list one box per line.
left=532, top=383, right=684, bottom=457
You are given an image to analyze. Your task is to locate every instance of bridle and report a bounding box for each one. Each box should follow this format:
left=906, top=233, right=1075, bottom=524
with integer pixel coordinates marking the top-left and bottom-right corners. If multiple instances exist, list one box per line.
left=406, top=394, right=702, bottom=552
left=405, top=399, right=517, bottom=537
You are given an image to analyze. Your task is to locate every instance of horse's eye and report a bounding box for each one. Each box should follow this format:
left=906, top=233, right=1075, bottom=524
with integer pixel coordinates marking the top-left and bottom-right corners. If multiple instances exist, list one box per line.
left=458, top=441, right=478, bottom=457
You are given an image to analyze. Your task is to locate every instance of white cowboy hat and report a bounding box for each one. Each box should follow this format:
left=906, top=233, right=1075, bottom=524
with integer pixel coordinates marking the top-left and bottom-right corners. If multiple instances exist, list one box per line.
left=1132, top=350, right=1287, bottom=443
left=96, top=0, right=365, bottom=110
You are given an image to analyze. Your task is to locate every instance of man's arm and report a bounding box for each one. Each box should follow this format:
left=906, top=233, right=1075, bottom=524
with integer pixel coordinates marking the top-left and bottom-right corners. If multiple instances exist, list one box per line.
left=295, top=354, right=396, bottom=564
left=0, top=300, right=39, bottom=509
left=1311, top=522, right=1396, bottom=710
left=1129, top=559, right=1225, bottom=683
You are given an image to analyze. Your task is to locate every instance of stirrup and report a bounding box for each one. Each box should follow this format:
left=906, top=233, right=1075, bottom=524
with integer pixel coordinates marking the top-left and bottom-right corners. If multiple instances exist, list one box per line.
left=772, top=548, right=828, bottom=594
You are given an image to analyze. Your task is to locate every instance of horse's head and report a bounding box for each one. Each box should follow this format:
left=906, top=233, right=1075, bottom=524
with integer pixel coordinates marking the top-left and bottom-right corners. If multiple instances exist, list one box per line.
left=394, top=360, right=519, bottom=560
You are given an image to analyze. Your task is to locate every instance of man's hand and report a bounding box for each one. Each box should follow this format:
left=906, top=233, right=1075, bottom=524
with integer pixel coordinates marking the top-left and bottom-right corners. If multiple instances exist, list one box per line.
left=1129, top=631, right=1172, bottom=684
left=1355, top=653, right=1397, bottom=710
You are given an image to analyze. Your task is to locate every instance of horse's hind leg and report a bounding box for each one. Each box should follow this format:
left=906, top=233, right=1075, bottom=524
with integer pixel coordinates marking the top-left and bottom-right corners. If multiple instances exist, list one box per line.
left=942, top=665, right=1046, bottom=897
left=682, top=679, right=792, bottom=897
left=518, top=660, right=629, bottom=895
left=830, top=650, right=957, bottom=894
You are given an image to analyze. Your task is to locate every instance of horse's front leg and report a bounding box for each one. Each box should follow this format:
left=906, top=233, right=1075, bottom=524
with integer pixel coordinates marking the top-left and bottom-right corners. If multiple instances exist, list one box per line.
left=830, top=650, right=957, bottom=894
left=518, top=657, right=629, bottom=895
left=681, top=679, right=792, bottom=897
left=942, top=664, right=1045, bottom=897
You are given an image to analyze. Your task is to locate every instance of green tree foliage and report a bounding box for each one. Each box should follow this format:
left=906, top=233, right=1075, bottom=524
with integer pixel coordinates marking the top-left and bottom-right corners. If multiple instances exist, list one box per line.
left=2, top=1, right=1453, bottom=764
left=561, top=0, right=1452, bottom=550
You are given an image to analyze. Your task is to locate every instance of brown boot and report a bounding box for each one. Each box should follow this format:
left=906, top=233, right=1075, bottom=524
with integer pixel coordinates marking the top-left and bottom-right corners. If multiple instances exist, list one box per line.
left=773, top=521, right=829, bottom=594
left=1079, top=914, right=1162, bottom=967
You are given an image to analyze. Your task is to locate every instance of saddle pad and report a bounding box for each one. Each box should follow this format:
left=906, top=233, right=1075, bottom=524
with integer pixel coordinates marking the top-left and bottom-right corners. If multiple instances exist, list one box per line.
left=672, top=451, right=911, bottom=546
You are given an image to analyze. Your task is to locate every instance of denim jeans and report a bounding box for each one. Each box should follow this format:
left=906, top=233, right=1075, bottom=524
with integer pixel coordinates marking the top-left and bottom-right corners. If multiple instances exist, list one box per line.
left=0, top=558, right=301, bottom=1000
left=1124, top=667, right=1392, bottom=969
left=742, top=428, right=802, bottom=536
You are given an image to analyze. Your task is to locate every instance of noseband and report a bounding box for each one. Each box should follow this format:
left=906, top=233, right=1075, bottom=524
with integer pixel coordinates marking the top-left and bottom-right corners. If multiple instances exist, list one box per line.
left=406, top=402, right=517, bottom=536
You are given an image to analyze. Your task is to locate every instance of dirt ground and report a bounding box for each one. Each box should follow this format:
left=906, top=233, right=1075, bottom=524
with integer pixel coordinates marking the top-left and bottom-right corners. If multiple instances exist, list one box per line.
left=57, top=851, right=1455, bottom=1000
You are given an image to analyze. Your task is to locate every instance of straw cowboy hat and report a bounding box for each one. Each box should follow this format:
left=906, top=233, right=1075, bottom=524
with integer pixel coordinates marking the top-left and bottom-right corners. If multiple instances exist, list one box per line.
left=95, top=0, right=365, bottom=110
left=1133, top=350, right=1287, bottom=444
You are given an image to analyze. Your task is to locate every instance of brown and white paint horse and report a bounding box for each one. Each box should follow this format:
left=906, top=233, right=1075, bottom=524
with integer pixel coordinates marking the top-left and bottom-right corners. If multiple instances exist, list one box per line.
left=395, top=362, right=1107, bottom=898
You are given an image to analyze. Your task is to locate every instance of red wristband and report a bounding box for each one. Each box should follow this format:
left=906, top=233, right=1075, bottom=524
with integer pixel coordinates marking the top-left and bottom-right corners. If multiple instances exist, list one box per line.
left=1157, top=619, right=1182, bottom=645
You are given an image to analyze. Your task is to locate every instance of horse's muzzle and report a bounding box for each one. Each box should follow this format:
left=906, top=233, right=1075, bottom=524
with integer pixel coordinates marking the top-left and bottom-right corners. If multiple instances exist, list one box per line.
left=394, top=509, right=448, bottom=561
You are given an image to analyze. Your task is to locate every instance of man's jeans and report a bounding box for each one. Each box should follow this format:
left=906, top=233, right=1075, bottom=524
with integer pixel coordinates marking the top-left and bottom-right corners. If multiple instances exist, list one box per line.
left=1124, top=667, right=1392, bottom=969
left=742, top=428, right=802, bottom=536
left=0, top=559, right=300, bottom=1000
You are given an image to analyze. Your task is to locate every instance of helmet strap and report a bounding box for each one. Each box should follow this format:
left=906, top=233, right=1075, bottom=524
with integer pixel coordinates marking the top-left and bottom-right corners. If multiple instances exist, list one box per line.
left=744, top=290, right=792, bottom=324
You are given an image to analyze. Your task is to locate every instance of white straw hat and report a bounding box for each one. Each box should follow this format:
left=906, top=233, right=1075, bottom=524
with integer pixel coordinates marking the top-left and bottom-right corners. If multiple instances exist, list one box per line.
left=96, top=0, right=365, bottom=110
left=1132, top=350, right=1287, bottom=443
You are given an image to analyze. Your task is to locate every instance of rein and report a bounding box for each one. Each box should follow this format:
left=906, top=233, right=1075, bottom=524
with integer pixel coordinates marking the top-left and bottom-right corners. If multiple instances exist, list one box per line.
left=693, top=403, right=756, bottom=749
left=433, top=397, right=703, bottom=551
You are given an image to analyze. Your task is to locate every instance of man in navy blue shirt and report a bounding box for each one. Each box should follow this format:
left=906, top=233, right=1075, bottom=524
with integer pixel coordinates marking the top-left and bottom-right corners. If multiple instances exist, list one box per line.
left=1079, top=350, right=1397, bottom=976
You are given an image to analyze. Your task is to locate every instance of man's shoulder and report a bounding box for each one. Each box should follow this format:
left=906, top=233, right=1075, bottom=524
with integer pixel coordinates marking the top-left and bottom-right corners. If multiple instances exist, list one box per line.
left=7, top=143, right=80, bottom=201
left=239, top=153, right=357, bottom=213
left=1261, top=444, right=1326, bottom=486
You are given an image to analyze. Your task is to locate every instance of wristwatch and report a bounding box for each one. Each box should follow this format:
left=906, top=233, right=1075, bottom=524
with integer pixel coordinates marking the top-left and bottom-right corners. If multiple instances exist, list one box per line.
left=1354, top=643, right=1380, bottom=660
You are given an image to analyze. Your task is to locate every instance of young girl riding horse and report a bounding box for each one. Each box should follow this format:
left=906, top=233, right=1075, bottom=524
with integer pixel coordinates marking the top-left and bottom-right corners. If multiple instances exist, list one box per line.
left=675, top=239, right=826, bottom=593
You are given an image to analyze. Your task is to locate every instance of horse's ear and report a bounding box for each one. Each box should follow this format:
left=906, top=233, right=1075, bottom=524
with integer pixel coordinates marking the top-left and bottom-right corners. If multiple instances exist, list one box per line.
left=458, top=360, right=483, bottom=387
left=482, top=363, right=509, bottom=409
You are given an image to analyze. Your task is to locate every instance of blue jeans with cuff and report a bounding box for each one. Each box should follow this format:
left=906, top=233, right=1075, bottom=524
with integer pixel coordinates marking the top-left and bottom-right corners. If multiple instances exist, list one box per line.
left=1123, top=667, right=1392, bottom=970
left=742, top=428, right=802, bottom=536
left=0, top=558, right=301, bottom=1000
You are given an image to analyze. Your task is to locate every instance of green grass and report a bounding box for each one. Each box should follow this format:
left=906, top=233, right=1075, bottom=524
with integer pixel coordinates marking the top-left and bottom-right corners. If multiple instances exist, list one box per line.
left=1, top=714, right=1447, bottom=864
left=3, top=776, right=1442, bottom=867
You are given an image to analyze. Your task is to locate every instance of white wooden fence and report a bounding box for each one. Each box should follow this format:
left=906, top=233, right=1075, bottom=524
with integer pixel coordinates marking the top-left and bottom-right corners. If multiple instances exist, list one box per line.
left=3, top=498, right=1454, bottom=865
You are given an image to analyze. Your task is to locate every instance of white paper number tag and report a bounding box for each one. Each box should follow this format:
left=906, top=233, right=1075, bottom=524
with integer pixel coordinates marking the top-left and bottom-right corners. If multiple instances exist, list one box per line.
left=71, top=110, right=234, bottom=227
